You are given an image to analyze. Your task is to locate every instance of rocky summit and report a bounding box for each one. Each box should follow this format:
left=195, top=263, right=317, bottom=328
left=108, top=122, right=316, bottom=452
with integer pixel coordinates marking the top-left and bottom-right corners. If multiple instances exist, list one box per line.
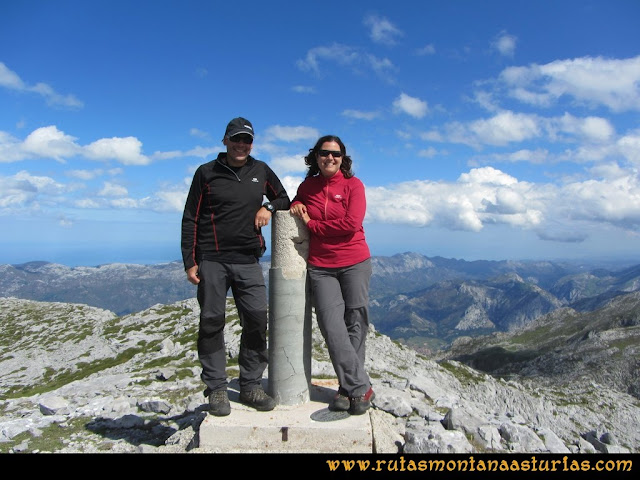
left=0, top=295, right=638, bottom=454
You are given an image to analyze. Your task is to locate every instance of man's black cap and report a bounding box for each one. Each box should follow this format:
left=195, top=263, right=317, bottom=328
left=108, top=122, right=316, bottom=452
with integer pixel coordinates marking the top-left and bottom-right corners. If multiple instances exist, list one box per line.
left=225, top=117, right=254, bottom=138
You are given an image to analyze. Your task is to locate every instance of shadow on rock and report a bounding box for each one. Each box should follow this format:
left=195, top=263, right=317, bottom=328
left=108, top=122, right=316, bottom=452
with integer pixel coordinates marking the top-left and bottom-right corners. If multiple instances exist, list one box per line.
left=84, top=410, right=207, bottom=448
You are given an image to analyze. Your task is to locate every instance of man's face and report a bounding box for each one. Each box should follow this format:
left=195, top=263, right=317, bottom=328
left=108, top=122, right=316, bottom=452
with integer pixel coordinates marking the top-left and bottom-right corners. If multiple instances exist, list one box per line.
left=223, top=134, right=253, bottom=166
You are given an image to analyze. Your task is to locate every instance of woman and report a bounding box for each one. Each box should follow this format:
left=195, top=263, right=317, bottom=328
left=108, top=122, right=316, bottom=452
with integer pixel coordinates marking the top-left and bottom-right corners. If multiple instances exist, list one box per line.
left=290, top=135, right=374, bottom=415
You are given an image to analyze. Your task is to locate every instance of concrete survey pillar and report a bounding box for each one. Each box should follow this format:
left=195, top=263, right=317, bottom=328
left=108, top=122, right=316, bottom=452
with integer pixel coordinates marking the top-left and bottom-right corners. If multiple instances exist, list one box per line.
left=268, top=210, right=312, bottom=405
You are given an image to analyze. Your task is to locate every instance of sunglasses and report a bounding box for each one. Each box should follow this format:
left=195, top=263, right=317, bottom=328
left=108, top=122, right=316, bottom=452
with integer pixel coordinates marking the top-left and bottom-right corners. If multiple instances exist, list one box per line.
left=229, top=134, right=253, bottom=144
left=318, top=149, right=343, bottom=158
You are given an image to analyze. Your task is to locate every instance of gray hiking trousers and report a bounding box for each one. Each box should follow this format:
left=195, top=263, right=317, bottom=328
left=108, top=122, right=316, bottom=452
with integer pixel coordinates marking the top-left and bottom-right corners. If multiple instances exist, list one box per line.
left=308, top=258, right=372, bottom=397
left=196, top=260, right=268, bottom=394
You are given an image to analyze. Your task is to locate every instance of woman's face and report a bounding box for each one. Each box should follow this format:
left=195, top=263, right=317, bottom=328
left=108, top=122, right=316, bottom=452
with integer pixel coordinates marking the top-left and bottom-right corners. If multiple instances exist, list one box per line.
left=316, top=141, right=343, bottom=178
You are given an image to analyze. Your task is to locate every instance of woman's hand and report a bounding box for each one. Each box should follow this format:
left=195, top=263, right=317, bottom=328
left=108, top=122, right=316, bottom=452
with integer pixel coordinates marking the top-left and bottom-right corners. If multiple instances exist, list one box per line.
left=290, top=203, right=311, bottom=225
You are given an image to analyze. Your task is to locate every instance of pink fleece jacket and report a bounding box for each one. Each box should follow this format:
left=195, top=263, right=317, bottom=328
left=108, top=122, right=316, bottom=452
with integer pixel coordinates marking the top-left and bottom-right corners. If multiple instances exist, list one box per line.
left=292, top=170, right=371, bottom=268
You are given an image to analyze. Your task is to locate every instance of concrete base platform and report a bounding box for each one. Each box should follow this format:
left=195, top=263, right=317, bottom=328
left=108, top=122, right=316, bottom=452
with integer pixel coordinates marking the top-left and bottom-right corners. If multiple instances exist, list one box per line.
left=198, top=379, right=373, bottom=453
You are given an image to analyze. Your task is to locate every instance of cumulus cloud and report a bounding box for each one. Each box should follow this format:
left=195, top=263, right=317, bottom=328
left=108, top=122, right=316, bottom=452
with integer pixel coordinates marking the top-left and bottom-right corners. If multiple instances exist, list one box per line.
left=0, top=126, right=153, bottom=165
left=270, top=154, right=308, bottom=175
left=0, top=62, right=83, bottom=108
left=499, top=55, right=640, bottom=112
left=155, top=188, right=188, bottom=213
left=393, top=93, right=428, bottom=119
left=422, top=110, right=616, bottom=149
left=364, top=165, right=640, bottom=241
left=0, top=170, right=68, bottom=209
left=366, top=167, right=544, bottom=232
left=281, top=175, right=304, bottom=199
left=22, top=126, right=81, bottom=161
left=84, top=137, right=149, bottom=166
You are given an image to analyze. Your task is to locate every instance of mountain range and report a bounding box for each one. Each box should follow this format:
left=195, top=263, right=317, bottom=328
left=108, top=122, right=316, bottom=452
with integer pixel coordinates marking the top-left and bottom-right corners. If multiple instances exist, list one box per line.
left=2, top=253, right=639, bottom=352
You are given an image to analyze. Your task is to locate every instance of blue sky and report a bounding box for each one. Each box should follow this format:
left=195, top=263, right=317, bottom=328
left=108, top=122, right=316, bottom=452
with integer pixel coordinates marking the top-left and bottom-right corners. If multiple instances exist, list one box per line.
left=1, top=0, right=640, bottom=266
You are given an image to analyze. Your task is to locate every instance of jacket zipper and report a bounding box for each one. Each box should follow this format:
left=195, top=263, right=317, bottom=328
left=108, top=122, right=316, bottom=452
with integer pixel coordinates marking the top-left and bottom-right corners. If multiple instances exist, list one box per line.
left=216, top=160, right=242, bottom=182
left=323, top=177, right=330, bottom=219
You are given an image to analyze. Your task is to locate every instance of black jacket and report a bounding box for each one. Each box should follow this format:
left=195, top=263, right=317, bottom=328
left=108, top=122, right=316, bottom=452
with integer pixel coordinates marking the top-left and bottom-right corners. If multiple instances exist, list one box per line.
left=181, top=153, right=290, bottom=270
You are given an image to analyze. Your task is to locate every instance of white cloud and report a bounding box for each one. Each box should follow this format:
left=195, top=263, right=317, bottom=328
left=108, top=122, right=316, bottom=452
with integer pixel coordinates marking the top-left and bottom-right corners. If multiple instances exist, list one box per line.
left=84, top=137, right=150, bottom=166
left=618, top=130, right=640, bottom=165
left=66, top=168, right=121, bottom=181
left=416, top=44, right=436, bottom=56
left=491, top=31, right=517, bottom=57
left=58, top=215, right=73, bottom=227
left=553, top=113, right=614, bottom=143
left=282, top=175, right=304, bottom=199
left=0, top=126, right=155, bottom=165
left=363, top=14, right=403, bottom=46
left=428, top=111, right=541, bottom=147
left=0, top=170, right=67, bottom=209
left=296, top=43, right=359, bottom=75
left=393, top=93, right=428, bottom=119
left=0, top=62, right=83, bottom=108
left=271, top=154, right=308, bottom=175
left=22, top=126, right=80, bottom=161
left=297, top=43, right=396, bottom=82
left=189, top=128, right=210, bottom=139
left=110, top=197, right=140, bottom=209
left=98, top=182, right=128, bottom=197
left=499, top=55, right=640, bottom=112
left=470, top=111, right=541, bottom=145
left=418, top=147, right=438, bottom=158
left=264, top=125, right=320, bottom=143
left=292, top=85, right=316, bottom=94
left=152, top=146, right=219, bottom=161
left=424, top=110, right=617, bottom=149
left=342, top=109, right=381, bottom=121
left=366, top=167, right=543, bottom=232
left=156, top=189, right=188, bottom=213
left=67, top=169, right=105, bottom=180
left=364, top=165, right=640, bottom=240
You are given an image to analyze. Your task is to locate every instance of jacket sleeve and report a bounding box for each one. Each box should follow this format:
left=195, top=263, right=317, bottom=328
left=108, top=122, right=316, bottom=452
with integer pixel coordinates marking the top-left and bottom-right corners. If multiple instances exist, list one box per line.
left=181, top=167, right=204, bottom=271
left=307, top=178, right=366, bottom=237
left=264, top=165, right=291, bottom=211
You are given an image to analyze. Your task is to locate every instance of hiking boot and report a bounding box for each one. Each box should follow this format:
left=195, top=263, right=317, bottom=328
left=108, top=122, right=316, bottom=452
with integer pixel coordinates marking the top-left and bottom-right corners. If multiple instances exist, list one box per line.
left=239, top=386, right=276, bottom=411
left=349, top=387, right=375, bottom=415
left=208, top=390, right=231, bottom=416
left=329, top=387, right=350, bottom=412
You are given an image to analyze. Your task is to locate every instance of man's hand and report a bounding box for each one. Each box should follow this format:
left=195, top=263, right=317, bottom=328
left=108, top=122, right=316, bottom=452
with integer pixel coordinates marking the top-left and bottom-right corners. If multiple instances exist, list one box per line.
left=186, top=265, right=200, bottom=285
left=255, top=207, right=272, bottom=230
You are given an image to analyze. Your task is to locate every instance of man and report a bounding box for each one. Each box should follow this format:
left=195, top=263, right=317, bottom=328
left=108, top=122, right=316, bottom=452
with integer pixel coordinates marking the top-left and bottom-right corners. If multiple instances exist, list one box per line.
left=181, top=117, right=290, bottom=416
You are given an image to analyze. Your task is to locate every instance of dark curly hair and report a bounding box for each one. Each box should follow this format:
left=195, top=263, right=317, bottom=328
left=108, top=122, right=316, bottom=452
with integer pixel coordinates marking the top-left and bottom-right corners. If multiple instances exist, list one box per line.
left=304, top=135, right=354, bottom=179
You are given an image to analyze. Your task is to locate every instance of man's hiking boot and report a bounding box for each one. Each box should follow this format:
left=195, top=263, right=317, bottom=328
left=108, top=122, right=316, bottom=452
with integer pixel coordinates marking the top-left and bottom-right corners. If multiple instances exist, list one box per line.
left=329, top=387, right=350, bottom=411
left=208, top=390, right=231, bottom=416
left=239, top=386, right=276, bottom=411
left=349, top=387, right=375, bottom=415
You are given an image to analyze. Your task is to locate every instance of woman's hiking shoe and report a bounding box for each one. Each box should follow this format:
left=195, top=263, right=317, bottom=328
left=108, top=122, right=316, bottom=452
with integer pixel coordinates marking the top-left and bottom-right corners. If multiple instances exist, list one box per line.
left=239, top=386, right=276, bottom=411
left=349, top=387, right=375, bottom=415
left=329, top=387, right=350, bottom=411
left=208, top=390, right=231, bottom=416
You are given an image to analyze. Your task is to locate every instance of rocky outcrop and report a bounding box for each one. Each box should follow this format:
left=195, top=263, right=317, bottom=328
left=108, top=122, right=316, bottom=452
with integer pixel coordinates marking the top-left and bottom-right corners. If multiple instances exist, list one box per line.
left=1, top=296, right=638, bottom=454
